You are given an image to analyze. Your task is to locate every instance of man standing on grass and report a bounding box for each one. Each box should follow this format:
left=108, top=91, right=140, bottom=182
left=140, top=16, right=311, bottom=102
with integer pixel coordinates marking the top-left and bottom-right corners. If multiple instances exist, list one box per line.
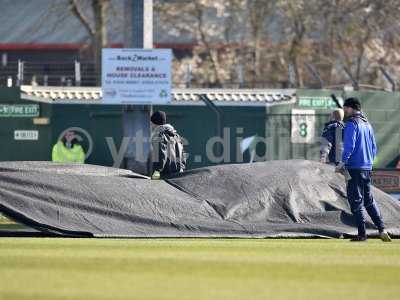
left=336, top=97, right=391, bottom=242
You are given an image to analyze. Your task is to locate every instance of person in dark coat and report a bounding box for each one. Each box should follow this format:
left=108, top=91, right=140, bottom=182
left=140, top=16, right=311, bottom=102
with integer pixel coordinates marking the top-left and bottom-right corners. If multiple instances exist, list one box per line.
left=336, top=97, right=391, bottom=242
left=320, top=109, right=344, bottom=164
left=150, top=111, right=186, bottom=179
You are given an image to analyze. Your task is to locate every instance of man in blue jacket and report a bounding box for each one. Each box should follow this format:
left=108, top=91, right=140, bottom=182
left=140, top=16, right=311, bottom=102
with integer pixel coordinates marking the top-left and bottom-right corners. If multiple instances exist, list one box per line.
left=336, top=97, right=391, bottom=242
left=320, top=109, right=344, bottom=164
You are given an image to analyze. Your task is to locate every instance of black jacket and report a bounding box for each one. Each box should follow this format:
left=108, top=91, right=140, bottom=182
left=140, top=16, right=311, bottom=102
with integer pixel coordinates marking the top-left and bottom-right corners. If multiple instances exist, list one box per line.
left=320, top=120, right=344, bottom=163
left=151, top=124, right=185, bottom=176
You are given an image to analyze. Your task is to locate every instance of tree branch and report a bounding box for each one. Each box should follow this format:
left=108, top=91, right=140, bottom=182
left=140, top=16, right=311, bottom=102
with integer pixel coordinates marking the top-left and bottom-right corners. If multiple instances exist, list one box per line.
left=69, top=0, right=95, bottom=37
left=194, top=2, right=222, bottom=87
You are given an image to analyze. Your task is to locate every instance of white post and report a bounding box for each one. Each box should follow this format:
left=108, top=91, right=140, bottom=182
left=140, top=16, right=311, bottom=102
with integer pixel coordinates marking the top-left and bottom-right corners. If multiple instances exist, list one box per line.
left=1, top=53, right=7, bottom=67
left=75, top=60, right=81, bottom=86
left=17, top=60, right=24, bottom=86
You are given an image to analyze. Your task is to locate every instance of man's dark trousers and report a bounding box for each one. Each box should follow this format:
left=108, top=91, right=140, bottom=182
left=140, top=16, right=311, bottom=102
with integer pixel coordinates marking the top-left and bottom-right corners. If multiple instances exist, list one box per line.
left=347, top=169, right=385, bottom=237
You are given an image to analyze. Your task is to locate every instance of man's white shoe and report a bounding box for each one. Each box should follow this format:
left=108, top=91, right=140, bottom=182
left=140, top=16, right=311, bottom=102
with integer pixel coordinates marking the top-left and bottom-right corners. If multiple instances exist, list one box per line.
left=379, top=231, right=392, bottom=242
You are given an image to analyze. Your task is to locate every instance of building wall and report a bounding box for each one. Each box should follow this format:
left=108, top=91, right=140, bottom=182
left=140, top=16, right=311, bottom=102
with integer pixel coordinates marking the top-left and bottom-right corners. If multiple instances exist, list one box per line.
left=0, top=87, right=52, bottom=161
left=266, top=89, right=400, bottom=168
left=0, top=87, right=398, bottom=170
left=50, top=104, right=124, bottom=166
left=50, top=103, right=267, bottom=169
left=154, top=105, right=266, bottom=169
left=346, top=90, right=400, bottom=168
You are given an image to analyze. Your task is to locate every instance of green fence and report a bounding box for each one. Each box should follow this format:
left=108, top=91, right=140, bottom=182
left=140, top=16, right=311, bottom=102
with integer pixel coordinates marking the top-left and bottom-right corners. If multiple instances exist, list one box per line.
left=0, top=87, right=398, bottom=169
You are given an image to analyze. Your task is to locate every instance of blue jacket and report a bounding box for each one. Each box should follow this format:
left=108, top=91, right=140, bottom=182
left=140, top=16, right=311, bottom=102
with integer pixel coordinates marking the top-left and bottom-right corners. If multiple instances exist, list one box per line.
left=321, top=120, right=344, bottom=163
left=342, top=112, right=377, bottom=170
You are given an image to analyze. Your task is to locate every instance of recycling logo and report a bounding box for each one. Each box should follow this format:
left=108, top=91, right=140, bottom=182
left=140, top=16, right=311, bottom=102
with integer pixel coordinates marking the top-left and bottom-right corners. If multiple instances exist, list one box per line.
left=160, top=90, right=168, bottom=98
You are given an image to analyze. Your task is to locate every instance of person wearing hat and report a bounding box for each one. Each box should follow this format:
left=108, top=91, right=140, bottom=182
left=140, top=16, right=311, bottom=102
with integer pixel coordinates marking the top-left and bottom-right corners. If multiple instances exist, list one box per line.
left=150, top=110, right=186, bottom=179
left=320, top=108, right=344, bottom=164
left=336, top=97, right=391, bottom=242
left=52, top=130, right=85, bottom=164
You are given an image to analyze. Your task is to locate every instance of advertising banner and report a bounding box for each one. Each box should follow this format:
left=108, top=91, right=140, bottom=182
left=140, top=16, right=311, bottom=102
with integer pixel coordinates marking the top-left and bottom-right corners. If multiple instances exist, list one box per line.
left=102, top=48, right=172, bottom=104
left=372, top=170, right=400, bottom=194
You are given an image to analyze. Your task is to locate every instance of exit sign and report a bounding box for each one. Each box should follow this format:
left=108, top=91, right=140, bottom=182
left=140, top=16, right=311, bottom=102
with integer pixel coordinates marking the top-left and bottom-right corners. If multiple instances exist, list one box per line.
left=298, top=96, right=342, bottom=109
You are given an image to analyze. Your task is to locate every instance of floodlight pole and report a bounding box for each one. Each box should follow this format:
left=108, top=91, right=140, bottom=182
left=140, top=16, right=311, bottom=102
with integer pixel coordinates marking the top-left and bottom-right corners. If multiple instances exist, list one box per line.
left=123, top=0, right=153, bottom=175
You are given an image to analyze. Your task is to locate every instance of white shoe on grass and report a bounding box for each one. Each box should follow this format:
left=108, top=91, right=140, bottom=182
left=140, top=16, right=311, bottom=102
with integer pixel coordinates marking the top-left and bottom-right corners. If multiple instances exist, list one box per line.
left=379, top=231, right=392, bottom=242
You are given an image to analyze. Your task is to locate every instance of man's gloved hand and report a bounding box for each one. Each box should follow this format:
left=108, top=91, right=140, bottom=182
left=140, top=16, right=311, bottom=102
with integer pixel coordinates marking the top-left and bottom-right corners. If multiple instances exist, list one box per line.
left=335, top=162, right=351, bottom=180
left=151, top=171, right=160, bottom=180
left=335, top=162, right=345, bottom=173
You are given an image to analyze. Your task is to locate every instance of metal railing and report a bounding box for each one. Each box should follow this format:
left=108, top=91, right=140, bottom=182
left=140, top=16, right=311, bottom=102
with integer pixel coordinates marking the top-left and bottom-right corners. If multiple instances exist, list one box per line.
left=0, top=59, right=397, bottom=91
left=0, top=60, right=98, bottom=87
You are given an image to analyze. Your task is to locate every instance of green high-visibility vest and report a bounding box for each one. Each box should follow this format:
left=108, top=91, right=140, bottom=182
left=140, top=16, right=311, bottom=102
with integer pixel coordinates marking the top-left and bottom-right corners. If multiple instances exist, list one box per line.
left=52, top=141, right=85, bottom=163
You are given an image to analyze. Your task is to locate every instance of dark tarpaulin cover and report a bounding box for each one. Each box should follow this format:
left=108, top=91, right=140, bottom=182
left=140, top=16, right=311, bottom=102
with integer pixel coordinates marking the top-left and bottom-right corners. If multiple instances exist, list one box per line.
left=0, top=160, right=399, bottom=238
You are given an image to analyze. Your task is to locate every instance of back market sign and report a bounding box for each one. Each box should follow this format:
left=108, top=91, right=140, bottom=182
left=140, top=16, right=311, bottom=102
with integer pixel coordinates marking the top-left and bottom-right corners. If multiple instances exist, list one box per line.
left=0, top=104, right=40, bottom=117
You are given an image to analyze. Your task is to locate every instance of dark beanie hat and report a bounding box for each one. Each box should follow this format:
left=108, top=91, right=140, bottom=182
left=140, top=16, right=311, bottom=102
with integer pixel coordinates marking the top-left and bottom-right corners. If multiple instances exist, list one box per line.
left=343, top=97, right=361, bottom=111
left=151, top=111, right=167, bottom=125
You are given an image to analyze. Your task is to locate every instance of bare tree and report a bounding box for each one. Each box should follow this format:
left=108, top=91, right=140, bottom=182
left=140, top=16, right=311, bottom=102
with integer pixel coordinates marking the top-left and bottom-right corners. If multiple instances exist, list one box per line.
left=145, top=0, right=400, bottom=89
left=15, top=0, right=400, bottom=89
left=193, top=1, right=224, bottom=87
left=246, top=0, right=275, bottom=86
left=69, top=0, right=110, bottom=84
left=312, top=0, right=400, bottom=87
left=155, top=0, right=243, bottom=87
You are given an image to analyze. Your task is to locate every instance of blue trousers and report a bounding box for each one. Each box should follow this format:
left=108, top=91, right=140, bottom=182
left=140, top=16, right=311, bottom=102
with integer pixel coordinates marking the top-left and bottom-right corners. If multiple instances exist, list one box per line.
left=346, top=169, right=385, bottom=237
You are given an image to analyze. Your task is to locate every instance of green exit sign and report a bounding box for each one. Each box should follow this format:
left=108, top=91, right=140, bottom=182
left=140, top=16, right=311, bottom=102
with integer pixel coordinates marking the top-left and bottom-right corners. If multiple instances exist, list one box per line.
left=0, top=104, right=40, bottom=117
left=298, top=96, right=341, bottom=109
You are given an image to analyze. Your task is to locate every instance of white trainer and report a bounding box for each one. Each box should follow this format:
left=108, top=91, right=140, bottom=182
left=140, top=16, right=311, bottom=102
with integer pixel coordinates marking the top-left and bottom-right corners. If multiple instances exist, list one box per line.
left=379, top=231, right=392, bottom=242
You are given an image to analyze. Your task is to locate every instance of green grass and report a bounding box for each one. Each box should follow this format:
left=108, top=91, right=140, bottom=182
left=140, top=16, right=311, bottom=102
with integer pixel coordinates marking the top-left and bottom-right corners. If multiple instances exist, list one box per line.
left=0, top=214, right=31, bottom=230
left=0, top=214, right=14, bottom=224
left=0, top=238, right=399, bottom=300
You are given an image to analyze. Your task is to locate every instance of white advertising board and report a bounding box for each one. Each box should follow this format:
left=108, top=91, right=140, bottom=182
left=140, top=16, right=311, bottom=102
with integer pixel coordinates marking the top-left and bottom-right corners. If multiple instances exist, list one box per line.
left=102, top=48, right=172, bottom=104
left=291, top=109, right=316, bottom=144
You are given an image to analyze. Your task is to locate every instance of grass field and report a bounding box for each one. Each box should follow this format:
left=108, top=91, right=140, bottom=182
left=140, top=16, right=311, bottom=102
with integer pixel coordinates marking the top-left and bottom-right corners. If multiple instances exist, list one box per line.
left=0, top=214, right=14, bottom=224
left=0, top=238, right=399, bottom=300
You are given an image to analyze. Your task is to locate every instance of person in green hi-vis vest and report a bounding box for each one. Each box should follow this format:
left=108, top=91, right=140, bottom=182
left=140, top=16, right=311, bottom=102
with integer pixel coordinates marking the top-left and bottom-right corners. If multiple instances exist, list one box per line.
left=52, top=130, right=85, bottom=163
